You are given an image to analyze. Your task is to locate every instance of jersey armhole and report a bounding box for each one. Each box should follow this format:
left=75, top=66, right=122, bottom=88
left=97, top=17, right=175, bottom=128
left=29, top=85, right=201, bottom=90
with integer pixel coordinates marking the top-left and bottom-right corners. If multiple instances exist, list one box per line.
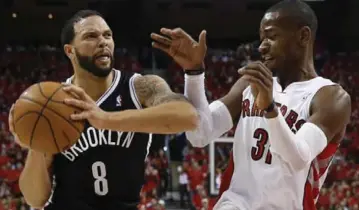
left=129, top=73, right=143, bottom=110
left=305, top=83, right=337, bottom=118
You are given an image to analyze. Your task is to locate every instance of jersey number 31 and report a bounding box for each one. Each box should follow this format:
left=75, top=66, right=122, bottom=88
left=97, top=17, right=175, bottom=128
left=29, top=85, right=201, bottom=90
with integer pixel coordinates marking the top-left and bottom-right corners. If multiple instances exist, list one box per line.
left=92, top=161, right=109, bottom=195
left=251, top=128, right=272, bottom=164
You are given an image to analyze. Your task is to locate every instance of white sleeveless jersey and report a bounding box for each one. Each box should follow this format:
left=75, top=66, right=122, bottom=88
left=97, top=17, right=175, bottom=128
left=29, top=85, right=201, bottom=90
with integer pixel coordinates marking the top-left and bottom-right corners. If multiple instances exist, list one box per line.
left=218, top=77, right=338, bottom=210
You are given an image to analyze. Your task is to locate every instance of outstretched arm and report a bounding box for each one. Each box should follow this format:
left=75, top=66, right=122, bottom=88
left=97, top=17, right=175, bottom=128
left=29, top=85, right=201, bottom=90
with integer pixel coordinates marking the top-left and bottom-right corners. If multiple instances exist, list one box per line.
left=184, top=73, right=249, bottom=147
left=150, top=27, right=249, bottom=147
left=64, top=75, right=198, bottom=134
left=127, top=74, right=199, bottom=133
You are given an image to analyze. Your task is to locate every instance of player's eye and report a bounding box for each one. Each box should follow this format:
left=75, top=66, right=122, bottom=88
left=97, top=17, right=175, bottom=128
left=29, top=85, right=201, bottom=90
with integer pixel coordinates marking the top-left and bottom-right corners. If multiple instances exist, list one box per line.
left=267, top=34, right=278, bottom=40
left=104, top=33, right=112, bottom=38
left=85, top=33, right=98, bottom=39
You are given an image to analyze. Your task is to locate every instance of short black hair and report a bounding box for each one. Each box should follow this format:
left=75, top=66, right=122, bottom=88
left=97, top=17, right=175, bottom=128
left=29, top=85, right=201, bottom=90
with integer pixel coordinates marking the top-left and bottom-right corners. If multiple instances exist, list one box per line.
left=60, top=10, right=103, bottom=47
left=266, top=0, right=318, bottom=36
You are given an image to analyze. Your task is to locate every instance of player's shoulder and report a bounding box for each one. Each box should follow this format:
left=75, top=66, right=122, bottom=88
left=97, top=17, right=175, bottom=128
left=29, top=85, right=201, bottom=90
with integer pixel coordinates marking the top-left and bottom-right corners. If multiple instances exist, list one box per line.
left=113, top=68, right=140, bottom=80
left=311, top=76, right=348, bottom=98
left=311, top=82, right=351, bottom=119
left=132, top=74, right=168, bottom=87
left=314, top=83, right=350, bottom=104
left=311, top=76, right=336, bottom=86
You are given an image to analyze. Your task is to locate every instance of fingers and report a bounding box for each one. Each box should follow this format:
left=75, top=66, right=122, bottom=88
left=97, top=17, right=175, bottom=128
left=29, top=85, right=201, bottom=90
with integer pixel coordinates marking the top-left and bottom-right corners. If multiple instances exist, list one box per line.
left=150, top=33, right=172, bottom=46
left=240, top=75, right=267, bottom=91
left=64, top=98, right=91, bottom=120
left=238, top=61, right=273, bottom=92
left=70, top=111, right=90, bottom=121
left=161, top=28, right=187, bottom=39
left=238, top=68, right=272, bottom=88
left=8, top=103, right=24, bottom=147
left=150, top=33, right=172, bottom=54
left=246, top=61, right=272, bottom=78
left=8, top=104, right=15, bottom=133
left=160, top=28, right=176, bottom=38
left=64, top=98, right=92, bottom=110
left=62, top=83, right=81, bottom=99
left=198, top=30, right=207, bottom=52
left=152, top=42, right=170, bottom=54
left=63, top=85, right=91, bottom=101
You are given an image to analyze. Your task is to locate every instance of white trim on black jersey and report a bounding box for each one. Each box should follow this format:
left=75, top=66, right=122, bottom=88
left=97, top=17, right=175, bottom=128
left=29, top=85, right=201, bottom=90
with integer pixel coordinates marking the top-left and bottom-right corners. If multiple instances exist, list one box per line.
left=129, top=73, right=143, bottom=109
left=96, top=70, right=121, bottom=106
left=64, top=69, right=121, bottom=106
left=145, top=134, right=153, bottom=160
left=129, top=73, right=152, bottom=160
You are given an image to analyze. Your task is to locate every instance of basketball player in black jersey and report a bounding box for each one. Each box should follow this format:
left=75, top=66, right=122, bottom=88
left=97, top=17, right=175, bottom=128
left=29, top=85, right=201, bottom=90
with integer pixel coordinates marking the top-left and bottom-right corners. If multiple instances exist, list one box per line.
left=8, top=10, right=198, bottom=210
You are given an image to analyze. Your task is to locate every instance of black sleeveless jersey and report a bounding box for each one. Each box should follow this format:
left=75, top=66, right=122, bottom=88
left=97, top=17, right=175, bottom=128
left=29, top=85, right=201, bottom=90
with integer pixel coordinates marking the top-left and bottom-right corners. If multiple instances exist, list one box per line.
left=44, top=70, right=152, bottom=210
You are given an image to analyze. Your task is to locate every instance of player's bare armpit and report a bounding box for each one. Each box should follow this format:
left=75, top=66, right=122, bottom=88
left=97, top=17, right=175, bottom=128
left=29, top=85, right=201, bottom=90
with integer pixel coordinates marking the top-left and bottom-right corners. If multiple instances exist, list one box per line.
left=134, top=75, right=189, bottom=107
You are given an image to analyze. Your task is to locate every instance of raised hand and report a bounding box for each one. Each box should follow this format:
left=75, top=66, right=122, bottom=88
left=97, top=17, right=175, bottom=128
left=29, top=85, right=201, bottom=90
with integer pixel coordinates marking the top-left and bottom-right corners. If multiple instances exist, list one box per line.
left=238, top=61, right=273, bottom=110
left=151, top=28, right=207, bottom=70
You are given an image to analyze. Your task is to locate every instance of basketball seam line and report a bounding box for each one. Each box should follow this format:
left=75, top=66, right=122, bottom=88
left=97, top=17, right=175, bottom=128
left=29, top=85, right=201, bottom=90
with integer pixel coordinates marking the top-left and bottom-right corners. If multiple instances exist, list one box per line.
left=18, top=97, right=82, bottom=133
left=41, top=112, right=61, bottom=152
left=28, top=84, right=65, bottom=149
left=38, top=83, right=70, bottom=104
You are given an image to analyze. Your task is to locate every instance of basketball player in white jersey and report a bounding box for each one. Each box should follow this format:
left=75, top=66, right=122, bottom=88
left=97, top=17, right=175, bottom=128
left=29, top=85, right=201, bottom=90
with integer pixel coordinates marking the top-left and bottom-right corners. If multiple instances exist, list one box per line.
left=151, top=1, right=351, bottom=209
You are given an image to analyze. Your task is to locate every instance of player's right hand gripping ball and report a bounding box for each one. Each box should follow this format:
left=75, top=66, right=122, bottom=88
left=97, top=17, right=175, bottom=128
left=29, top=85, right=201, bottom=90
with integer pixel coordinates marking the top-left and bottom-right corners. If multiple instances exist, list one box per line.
left=11, top=82, right=85, bottom=154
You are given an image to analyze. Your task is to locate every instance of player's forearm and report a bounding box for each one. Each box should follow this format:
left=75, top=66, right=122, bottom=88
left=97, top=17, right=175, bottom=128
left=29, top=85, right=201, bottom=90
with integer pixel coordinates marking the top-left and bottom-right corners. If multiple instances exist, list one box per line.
left=266, top=108, right=327, bottom=171
left=184, top=73, right=233, bottom=147
left=19, top=150, right=52, bottom=208
left=102, top=101, right=198, bottom=134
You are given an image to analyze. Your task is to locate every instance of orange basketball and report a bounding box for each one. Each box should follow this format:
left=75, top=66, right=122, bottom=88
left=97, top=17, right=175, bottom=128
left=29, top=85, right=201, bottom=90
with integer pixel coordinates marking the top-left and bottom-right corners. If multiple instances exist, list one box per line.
left=12, top=82, right=85, bottom=154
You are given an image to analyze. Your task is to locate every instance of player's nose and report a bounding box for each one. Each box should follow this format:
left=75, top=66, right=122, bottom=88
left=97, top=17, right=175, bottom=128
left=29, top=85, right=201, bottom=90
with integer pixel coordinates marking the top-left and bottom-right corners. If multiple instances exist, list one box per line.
left=98, top=35, right=109, bottom=48
left=258, top=41, right=269, bottom=55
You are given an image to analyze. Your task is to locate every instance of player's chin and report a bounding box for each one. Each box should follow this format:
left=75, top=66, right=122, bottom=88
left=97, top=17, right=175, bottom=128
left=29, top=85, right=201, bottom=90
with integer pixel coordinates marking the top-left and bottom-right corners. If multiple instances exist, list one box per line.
left=95, top=62, right=112, bottom=71
left=263, top=59, right=277, bottom=72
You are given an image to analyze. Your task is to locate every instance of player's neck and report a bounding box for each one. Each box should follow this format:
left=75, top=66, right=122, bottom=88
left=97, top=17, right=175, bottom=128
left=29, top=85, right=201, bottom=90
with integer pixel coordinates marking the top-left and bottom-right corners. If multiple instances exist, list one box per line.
left=72, top=69, right=114, bottom=101
left=277, top=59, right=317, bottom=90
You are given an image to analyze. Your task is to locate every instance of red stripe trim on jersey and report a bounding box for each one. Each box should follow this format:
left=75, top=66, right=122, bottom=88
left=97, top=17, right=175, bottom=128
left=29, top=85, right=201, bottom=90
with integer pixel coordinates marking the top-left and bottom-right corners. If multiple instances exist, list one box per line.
left=303, top=181, right=316, bottom=210
left=317, top=142, right=338, bottom=159
left=216, top=151, right=234, bottom=203
left=302, top=143, right=338, bottom=210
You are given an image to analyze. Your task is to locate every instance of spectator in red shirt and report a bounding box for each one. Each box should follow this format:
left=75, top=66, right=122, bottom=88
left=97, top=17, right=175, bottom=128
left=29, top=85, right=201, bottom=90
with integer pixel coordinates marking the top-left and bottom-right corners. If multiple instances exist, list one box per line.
left=188, top=161, right=205, bottom=192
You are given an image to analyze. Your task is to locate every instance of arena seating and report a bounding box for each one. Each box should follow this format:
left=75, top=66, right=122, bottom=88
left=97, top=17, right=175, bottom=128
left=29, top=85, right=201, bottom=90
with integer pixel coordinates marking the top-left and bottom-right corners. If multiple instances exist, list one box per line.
left=0, top=44, right=358, bottom=209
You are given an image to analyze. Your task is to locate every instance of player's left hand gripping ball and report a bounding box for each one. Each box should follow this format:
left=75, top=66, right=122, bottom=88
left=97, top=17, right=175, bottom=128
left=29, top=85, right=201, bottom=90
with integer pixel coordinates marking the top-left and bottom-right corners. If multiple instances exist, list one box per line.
left=63, top=85, right=108, bottom=129
left=238, top=61, right=273, bottom=110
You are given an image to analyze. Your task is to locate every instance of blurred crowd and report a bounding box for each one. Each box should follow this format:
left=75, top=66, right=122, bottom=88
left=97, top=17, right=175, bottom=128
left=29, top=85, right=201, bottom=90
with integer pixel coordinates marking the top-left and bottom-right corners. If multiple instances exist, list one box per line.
left=0, top=41, right=358, bottom=209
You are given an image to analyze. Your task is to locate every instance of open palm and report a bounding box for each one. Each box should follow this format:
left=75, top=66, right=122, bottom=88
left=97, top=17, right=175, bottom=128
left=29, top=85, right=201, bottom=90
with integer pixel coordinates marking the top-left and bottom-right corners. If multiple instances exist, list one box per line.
left=151, top=28, right=207, bottom=70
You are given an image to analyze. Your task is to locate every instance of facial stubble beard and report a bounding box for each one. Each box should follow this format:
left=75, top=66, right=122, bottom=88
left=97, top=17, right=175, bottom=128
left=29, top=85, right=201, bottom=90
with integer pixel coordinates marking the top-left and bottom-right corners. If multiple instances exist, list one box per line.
left=75, top=49, right=114, bottom=78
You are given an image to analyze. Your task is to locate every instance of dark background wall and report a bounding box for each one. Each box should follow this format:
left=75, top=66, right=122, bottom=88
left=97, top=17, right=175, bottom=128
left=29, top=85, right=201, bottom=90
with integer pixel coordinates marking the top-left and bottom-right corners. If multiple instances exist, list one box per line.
left=0, top=0, right=357, bottom=50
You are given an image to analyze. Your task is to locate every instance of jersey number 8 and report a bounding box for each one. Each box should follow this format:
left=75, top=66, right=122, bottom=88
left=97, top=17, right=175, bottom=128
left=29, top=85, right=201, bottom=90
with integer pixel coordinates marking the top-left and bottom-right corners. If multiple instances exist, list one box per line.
left=92, top=161, right=109, bottom=196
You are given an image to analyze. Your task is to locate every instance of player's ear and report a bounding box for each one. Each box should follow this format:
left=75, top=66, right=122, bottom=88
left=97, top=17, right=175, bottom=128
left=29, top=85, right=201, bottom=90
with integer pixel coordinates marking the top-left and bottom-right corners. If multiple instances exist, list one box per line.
left=64, top=44, right=74, bottom=59
left=298, top=26, right=311, bottom=47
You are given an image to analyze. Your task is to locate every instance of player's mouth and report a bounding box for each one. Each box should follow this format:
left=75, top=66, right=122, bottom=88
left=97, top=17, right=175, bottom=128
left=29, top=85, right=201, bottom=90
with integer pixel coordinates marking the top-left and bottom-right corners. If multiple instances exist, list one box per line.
left=262, top=56, right=274, bottom=66
left=96, top=55, right=110, bottom=62
left=95, top=51, right=111, bottom=64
